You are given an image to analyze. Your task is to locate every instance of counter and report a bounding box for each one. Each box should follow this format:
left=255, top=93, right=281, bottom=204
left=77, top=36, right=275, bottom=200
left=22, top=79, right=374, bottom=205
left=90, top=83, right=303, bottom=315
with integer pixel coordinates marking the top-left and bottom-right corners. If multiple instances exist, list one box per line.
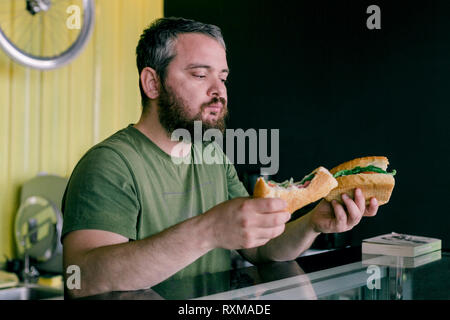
left=81, top=246, right=449, bottom=300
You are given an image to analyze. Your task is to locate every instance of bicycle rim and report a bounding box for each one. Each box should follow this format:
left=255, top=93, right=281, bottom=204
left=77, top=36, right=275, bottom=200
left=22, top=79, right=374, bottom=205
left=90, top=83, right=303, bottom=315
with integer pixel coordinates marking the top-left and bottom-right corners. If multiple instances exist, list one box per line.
left=0, top=0, right=95, bottom=70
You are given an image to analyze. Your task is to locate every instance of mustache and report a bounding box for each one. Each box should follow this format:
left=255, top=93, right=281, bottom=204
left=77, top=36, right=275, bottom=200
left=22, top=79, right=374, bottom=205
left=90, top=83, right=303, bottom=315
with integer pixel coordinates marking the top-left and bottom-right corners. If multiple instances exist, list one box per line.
left=201, top=96, right=227, bottom=110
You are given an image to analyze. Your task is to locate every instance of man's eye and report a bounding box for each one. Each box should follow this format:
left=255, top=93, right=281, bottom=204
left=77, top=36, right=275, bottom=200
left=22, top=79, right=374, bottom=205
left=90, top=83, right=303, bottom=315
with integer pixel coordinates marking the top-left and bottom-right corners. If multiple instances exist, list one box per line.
left=193, top=75, right=206, bottom=79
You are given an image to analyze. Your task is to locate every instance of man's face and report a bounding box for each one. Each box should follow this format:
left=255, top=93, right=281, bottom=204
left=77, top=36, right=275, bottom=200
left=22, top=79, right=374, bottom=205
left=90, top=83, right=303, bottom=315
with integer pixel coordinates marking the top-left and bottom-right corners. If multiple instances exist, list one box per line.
left=158, top=33, right=229, bottom=137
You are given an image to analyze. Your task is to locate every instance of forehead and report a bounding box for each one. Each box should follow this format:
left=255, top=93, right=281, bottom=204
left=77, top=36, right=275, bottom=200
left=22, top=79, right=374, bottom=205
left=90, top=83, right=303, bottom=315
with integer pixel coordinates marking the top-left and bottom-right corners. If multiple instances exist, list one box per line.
left=171, top=33, right=227, bottom=68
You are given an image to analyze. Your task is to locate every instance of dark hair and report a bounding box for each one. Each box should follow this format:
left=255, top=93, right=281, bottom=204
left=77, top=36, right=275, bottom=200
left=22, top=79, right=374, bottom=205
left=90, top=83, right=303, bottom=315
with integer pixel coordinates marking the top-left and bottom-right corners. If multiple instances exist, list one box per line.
left=136, top=17, right=226, bottom=110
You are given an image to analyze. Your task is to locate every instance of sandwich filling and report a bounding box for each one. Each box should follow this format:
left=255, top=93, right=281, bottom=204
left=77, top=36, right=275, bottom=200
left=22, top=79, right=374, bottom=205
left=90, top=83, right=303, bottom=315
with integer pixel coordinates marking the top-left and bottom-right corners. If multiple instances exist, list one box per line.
left=333, top=165, right=396, bottom=178
left=267, top=174, right=314, bottom=190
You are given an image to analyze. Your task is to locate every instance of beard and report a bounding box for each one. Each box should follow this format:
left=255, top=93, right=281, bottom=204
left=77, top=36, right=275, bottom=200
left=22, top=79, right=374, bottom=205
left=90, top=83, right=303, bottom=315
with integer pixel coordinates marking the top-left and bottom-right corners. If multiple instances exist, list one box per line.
left=157, top=83, right=228, bottom=140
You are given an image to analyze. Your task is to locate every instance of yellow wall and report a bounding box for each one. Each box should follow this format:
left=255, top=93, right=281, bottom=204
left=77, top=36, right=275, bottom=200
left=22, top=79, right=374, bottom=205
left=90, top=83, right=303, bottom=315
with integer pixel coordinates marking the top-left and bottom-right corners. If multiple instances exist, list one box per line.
left=0, top=0, right=163, bottom=263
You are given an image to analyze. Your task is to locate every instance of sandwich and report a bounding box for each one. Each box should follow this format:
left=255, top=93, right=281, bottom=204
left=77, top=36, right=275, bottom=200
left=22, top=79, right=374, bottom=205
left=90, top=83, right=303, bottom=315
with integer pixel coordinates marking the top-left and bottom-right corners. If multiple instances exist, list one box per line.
left=325, top=156, right=396, bottom=205
left=253, top=167, right=338, bottom=214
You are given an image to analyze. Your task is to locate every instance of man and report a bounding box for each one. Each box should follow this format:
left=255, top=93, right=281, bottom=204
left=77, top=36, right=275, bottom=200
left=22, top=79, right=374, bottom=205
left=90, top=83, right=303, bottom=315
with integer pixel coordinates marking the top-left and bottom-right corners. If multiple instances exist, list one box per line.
left=62, top=17, right=378, bottom=298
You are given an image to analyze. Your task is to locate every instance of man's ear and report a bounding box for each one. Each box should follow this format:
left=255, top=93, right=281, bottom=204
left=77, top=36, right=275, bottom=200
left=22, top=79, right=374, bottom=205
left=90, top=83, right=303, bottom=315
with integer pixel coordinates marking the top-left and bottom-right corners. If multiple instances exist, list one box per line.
left=140, top=67, right=161, bottom=99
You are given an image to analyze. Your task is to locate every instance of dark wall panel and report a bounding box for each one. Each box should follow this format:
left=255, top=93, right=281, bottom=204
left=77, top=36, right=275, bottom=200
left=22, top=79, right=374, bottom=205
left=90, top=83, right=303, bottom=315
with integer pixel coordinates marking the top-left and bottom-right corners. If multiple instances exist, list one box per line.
left=165, top=0, right=450, bottom=248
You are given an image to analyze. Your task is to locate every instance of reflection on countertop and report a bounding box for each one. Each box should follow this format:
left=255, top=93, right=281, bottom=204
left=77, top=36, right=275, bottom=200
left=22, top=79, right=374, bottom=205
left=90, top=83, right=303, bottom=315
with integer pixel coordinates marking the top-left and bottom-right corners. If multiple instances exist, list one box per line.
left=79, top=246, right=449, bottom=300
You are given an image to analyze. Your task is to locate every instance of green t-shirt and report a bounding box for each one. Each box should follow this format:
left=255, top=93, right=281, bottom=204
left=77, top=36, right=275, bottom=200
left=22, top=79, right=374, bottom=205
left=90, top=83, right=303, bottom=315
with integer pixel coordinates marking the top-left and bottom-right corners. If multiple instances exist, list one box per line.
left=62, top=124, right=249, bottom=281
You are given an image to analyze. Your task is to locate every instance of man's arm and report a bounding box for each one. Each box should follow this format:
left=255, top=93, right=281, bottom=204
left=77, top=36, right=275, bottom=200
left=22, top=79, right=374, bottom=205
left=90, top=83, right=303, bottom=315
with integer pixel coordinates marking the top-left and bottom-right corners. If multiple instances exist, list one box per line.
left=63, top=197, right=290, bottom=298
left=237, top=211, right=319, bottom=264
left=63, top=214, right=215, bottom=298
left=239, top=188, right=379, bottom=263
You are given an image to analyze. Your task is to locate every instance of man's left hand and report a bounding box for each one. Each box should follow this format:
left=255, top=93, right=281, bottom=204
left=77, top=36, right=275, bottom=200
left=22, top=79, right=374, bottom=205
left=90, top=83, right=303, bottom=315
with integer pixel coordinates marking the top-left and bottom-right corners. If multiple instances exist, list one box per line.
left=308, top=188, right=379, bottom=234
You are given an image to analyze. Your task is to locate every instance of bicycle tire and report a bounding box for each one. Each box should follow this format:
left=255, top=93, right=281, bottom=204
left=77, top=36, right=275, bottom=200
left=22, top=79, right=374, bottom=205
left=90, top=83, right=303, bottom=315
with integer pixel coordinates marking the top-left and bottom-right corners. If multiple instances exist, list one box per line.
left=0, top=0, right=95, bottom=70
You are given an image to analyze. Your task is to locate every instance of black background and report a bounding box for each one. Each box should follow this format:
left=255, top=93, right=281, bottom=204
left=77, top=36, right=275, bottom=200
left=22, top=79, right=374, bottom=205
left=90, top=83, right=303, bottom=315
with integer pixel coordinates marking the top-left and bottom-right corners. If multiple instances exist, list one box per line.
left=165, top=0, right=450, bottom=248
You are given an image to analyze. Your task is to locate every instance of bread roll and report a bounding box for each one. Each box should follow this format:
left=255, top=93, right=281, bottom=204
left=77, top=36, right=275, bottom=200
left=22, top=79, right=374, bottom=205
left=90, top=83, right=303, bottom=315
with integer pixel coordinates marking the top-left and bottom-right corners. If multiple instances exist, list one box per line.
left=325, top=156, right=395, bottom=205
left=253, top=167, right=338, bottom=213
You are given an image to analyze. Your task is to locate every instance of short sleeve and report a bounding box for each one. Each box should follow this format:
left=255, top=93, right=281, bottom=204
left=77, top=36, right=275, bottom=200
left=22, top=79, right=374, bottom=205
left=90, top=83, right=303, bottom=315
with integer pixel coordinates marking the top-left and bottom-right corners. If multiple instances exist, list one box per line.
left=61, top=147, right=140, bottom=241
left=225, top=159, right=250, bottom=200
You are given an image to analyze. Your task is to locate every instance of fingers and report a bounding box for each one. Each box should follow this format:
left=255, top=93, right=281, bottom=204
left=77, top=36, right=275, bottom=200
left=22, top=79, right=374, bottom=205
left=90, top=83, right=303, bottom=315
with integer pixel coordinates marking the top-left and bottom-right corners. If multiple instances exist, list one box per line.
left=255, top=225, right=286, bottom=240
left=331, top=200, right=348, bottom=231
left=239, top=197, right=290, bottom=228
left=341, top=190, right=364, bottom=226
left=240, top=223, right=286, bottom=249
left=232, top=198, right=290, bottom=249
left=244, top=211, right=291, bottom=228
left=247, top=197, right=287, bottom=213
left=239, top=224, right=286, bottom=248
left=331, top=189, right=365, bottom=231
left=353, top=188, right=366, bottom=213
left=343, top=188, right=379, bottom=217
left=364, top=197, right=379, bottom=217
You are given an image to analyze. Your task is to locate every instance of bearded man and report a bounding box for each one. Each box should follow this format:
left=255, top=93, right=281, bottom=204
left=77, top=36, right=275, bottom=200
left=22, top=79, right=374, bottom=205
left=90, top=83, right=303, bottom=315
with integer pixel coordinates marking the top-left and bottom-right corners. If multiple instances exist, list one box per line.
left=62, top=17, right=378, bottom=298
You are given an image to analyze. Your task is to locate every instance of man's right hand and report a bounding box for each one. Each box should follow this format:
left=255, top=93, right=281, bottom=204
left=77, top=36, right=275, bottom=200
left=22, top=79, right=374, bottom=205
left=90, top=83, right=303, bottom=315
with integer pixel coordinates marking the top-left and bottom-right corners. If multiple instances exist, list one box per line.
left=204, top=197, right=290, bottom=250
left=62, top=197, right=289, bottom=298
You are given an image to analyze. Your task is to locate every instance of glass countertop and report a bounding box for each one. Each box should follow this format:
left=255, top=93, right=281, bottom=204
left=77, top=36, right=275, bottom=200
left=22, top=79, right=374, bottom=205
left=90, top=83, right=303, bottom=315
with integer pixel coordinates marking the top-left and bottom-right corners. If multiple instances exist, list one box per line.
left=84, top=246, right=450, bottom=300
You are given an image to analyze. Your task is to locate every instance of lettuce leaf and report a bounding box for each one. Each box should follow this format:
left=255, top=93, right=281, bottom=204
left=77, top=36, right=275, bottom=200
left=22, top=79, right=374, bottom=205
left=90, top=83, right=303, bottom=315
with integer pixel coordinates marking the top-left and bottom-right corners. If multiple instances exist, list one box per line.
left=268, top=174, right=315, bottom=188
left=299, top=173, right=315, bottom=185
left=333, top=165, right=397, bottom=178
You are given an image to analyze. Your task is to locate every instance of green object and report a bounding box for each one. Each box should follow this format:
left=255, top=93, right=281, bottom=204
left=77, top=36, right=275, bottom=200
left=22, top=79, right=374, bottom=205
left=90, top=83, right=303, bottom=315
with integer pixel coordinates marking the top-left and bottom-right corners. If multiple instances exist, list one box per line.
left=0, top=271, right=19, bottom=289
left=14, top=174, right=67, bottom=273
left=14, top=196, right=60, bottom=262
left=299, top=173, right=315, bottom=185
left=268, top=173, right=315, bottom=188
left=333, top=165, right=397, bottom=178
left=269, top=178, right=293, bottom=188
left=62, top=125, right=249, bottom=281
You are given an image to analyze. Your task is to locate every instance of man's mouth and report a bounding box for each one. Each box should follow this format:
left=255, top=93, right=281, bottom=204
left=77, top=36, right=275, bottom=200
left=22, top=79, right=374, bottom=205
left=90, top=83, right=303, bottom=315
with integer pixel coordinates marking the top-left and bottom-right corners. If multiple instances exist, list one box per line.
left=204, top=104, right=223, bottom=114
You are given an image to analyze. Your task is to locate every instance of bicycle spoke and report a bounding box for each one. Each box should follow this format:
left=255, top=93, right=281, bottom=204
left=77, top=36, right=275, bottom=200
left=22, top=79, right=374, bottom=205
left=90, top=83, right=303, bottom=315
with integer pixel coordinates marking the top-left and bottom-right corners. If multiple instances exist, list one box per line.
left=38, top=12, right=44, bottom=56
left=46, top=9, right=72, bottom=54
left=44, top=12, right=62, bottom=57
left=0, top=0, right=94, bottom=69
left=0, top=8, right=30, bottom=23
left=52, top=0, right=75, bottom=9
left=0, top=15, right=34, bottom=37
left=26, top=14, right=40, bottom=54
left=54, top=0, right=74, bottom=2
left=47, top=15, right=72, bottom=55
left=13, top=18, right=34, bottom=52
left=46, top=7, right=70, bottom=28
left=9, top=12, right=34, bottom=49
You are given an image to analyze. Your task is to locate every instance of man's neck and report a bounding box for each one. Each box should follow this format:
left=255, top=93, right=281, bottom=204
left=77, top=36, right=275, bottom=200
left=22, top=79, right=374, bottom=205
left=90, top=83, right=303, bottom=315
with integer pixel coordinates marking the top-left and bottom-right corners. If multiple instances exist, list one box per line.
left=133, top=107, right=191, bottom=158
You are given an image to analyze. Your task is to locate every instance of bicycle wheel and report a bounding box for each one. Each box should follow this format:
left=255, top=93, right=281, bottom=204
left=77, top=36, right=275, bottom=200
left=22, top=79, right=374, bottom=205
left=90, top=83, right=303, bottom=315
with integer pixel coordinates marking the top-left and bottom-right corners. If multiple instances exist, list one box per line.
left=0, top=0, right=95, bottom=70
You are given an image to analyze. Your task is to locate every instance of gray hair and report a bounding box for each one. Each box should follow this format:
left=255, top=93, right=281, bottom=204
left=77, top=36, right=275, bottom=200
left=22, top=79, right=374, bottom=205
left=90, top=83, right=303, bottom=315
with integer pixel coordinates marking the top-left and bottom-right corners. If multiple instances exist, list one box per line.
left=136, top=17, right=226, bottom=109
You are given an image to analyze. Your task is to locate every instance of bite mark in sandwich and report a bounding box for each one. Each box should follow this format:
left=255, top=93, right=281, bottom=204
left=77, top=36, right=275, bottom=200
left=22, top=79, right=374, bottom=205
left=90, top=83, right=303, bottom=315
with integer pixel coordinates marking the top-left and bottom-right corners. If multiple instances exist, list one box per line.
left=253, top=167, right=338, bottom=214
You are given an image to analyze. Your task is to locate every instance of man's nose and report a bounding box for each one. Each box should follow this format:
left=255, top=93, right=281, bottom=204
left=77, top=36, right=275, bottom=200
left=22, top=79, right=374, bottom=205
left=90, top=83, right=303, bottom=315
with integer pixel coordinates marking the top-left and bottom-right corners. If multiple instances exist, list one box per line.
left=207, top=78, right=226, bottom=99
